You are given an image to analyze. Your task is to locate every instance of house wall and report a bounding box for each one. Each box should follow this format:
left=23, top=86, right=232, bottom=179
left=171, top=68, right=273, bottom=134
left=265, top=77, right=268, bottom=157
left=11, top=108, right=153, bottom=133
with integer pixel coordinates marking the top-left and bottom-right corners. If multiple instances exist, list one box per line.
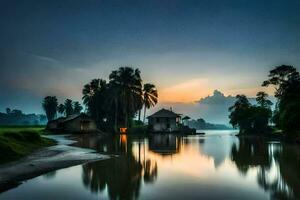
left=64, top=118, right=97, bottom=133
left=47, top=121, right=58, bottom=130
left=149, top=117, right=178, bottom=132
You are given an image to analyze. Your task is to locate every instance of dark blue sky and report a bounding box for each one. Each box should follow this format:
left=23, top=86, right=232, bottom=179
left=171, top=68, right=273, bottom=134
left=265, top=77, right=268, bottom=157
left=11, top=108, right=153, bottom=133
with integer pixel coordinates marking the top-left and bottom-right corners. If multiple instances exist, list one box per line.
left=1, top=0, right=300, bottom=114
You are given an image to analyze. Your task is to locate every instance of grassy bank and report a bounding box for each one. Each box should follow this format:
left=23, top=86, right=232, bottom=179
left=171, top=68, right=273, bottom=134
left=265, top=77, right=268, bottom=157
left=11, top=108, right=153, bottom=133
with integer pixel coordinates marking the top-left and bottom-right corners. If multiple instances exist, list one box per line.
left=0, top=126, right=55, bottom=163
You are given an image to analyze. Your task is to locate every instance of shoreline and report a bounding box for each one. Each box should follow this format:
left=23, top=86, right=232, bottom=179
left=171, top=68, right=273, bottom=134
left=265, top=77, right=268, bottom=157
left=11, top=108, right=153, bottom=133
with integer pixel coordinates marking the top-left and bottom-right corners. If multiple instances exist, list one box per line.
left=0, top=134, right=109, bottom=193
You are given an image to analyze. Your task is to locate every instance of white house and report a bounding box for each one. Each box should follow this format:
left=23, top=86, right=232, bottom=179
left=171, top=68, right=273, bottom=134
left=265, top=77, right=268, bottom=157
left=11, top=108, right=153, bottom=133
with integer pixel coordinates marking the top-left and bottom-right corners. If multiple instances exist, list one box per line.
left=147, top=108, right=181, bottom=132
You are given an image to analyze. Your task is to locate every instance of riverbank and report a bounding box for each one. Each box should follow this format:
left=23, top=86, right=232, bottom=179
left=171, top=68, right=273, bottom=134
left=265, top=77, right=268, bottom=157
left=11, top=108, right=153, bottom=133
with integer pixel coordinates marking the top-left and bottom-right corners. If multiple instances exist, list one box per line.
left=0, top=134, right=109, bottom=193
left=0, top=126, right=55, bottom=163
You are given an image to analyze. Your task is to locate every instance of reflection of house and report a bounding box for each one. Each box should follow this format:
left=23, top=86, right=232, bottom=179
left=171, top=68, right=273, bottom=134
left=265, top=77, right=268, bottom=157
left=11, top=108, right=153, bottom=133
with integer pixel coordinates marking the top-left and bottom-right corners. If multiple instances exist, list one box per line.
left=149, top=134, right=181, bottom=155
left=47, top=113, right=97, bottom=133
left=148, top=109, right=181, bottom=132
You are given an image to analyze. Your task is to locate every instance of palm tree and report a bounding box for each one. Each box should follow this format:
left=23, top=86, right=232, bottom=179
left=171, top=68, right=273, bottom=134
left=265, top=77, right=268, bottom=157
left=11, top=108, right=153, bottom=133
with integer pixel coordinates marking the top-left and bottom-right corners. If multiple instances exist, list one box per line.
left=57, top=104, right=65, bottom=117
left=73, top=101, right=83, bottom=114
left=143, top=83, right=158, bottom=123
left=82, top=79, right=108, bottom=124
left=109, top=67, right=143, bottom=128
left=42, top=96, right=58, bottom=121
left=64, top=99, right=73, bottom=117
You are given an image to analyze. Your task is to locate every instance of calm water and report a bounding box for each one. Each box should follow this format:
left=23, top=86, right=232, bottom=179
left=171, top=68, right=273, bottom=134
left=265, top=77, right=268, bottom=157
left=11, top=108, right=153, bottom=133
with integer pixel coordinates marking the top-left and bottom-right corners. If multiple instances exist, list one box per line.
left=1, top=130, right=300, bottom=200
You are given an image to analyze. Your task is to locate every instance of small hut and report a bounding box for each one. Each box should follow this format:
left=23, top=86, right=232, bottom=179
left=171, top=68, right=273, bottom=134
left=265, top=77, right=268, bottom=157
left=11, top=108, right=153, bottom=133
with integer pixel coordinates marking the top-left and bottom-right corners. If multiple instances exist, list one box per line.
left=47, top=113, right=97, bottom=133
left=147, top=108, right=181, bottom=132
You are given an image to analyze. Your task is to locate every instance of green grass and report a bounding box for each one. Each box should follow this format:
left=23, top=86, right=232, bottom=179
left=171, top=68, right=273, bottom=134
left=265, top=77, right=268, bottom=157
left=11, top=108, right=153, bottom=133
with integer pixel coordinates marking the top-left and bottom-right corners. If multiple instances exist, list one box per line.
left=0, top=126, right=55, bottom=164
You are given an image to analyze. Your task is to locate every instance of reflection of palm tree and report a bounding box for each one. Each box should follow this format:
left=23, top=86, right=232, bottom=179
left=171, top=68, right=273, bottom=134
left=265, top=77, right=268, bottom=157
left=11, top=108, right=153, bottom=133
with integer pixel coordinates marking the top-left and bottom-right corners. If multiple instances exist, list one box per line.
left=82, top=135, right=158, bottom=200
left=143, top=159, right=158, bottom=184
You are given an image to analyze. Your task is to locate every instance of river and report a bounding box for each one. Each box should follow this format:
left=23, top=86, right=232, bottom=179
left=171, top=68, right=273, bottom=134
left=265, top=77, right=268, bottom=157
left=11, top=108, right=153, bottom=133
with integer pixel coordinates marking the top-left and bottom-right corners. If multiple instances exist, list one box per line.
left=1, top=130, right=299, bottom=200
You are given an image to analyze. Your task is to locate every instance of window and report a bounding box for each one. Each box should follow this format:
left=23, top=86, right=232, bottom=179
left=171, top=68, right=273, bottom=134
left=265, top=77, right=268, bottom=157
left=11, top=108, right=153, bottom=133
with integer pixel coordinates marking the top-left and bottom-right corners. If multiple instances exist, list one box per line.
left=156, top=118, right=160, bottom=123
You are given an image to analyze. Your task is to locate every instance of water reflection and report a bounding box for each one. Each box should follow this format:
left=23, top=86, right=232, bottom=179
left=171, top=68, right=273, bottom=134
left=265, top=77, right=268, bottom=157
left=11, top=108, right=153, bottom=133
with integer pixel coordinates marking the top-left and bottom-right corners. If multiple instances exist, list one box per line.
left=231, top=138, right=300, bottom=200
left=149, top=134, right=181, bottom=156
left=1, top=132, right=300, bottom=200
left=81, top=134, right=158, bottom=200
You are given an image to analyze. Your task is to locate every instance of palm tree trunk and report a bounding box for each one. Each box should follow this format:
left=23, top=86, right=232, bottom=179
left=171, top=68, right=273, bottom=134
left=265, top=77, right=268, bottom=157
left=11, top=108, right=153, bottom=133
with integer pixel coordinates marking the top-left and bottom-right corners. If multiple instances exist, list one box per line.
left=138, top=109, right=141, bottom=121
left=143, top=106, right=147, bottom=124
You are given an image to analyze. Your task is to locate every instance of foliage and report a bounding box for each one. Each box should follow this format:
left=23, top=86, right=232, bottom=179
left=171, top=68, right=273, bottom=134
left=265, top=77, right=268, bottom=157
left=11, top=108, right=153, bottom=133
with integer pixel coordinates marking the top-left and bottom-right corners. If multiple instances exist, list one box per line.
left=73, top=101, right=83, bottom=114
left=42, top=96, right=58, bottom=121
left=64, top=99, right=74, bottom=117
left=229, top=93, right=272, bottom=134
left=262, top=65, right=300, bottom=135
left=0, top=128, right=55, bottom=163
left=0, top=109, right=47, bottom=125
left=142, top=83, right=158, bottom=123
left=82, top=67, right=158, bottom=133
left=57, top=104, right=65, bottom=116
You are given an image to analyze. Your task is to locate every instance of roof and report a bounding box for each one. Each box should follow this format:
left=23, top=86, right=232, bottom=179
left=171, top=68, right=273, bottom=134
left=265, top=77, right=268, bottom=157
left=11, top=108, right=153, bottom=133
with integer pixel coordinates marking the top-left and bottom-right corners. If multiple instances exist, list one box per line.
left=48, top=113, right=91, bottom=124
left=147, top=109, right=180, bottom=118
left=63, top=113, right=91, bottom=123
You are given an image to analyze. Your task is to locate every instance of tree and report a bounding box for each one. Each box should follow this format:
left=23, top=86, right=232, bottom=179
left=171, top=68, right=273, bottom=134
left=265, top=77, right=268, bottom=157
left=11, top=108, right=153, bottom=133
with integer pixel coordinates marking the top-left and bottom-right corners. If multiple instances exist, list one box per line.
left=142, top=83, right=158, bottom=123
left=64, top=99, right=73, bottom=117
left=229, top=95, right=252, bottom=134
left=57, top=104, right=65, bottom=116
left=82, top=79, right=108, bottom=127
left=262, top=65, right=300, bottom=134
left=6, top=108, right=11, bottom=114
left=262, top=65, right=299, bottom=98
left=42, top=96, right=58, bottom=121
left=109, top=67, right=143, bottom=128
left=73, top=101, right=83, bottom=114
left=256, top=92, right=273, bottom=108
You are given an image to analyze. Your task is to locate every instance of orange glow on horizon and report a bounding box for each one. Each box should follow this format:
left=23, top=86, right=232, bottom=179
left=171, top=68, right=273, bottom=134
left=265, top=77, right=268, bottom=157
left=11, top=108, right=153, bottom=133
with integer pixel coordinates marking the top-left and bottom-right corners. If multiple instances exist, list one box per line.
left=159, top=79, right=212, bottom=103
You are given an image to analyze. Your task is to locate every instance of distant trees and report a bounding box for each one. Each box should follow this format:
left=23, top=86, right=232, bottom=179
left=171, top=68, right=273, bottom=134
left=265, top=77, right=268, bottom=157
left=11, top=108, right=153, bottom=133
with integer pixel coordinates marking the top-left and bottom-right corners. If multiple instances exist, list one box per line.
left=0, top=108, right=47, bottom=125
left=82, top=67, right=158, bottom=132
left=42, top=96, right=83, bottom=120
left=42, top=96, right=58, bottom=121
left=262, top=65, right=300, bottom=135
left=229, top=93, right=272, bottom=134
left=6, top=108, right=11, bottom=114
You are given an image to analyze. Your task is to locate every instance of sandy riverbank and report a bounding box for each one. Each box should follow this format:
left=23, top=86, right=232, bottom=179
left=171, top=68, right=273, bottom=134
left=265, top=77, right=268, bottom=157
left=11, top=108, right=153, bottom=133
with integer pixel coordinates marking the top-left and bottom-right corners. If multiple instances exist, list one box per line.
left=0, top=135, right=109, bottom=192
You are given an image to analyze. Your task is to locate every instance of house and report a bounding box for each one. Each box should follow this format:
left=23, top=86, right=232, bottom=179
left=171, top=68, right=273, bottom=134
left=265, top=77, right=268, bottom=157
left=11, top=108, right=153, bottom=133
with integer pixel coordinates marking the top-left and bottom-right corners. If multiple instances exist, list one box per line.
left=147, top=108, right=181, bottom=132
left=46, top=113, right=98, bottom=133
left=149, top=134, right=181, bottom=155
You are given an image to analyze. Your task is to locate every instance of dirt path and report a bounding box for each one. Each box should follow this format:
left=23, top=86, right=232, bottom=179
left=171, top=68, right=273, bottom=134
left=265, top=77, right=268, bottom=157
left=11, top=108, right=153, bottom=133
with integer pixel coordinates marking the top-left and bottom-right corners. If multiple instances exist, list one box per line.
left=0, top=134, right=109, bottom=192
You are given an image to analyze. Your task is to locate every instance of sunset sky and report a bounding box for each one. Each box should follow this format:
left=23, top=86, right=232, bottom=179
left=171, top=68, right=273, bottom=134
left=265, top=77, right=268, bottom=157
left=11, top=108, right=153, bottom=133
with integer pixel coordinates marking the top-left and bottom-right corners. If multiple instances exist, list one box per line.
left=1, top=0, right=300, bottom=114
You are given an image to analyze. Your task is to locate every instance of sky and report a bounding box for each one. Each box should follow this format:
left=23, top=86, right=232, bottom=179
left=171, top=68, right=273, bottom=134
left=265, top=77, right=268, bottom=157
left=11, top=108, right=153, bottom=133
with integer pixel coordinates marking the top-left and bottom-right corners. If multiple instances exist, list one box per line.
left=1, top=0, right=300, bottom=121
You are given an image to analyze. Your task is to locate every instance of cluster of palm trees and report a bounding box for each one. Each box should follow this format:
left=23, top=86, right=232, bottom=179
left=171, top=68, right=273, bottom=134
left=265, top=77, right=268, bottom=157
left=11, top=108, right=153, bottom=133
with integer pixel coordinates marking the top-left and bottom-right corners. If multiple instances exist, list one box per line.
left=82, top=66, right=158, bottom=132
left=42, top=97, right=83, bottom=121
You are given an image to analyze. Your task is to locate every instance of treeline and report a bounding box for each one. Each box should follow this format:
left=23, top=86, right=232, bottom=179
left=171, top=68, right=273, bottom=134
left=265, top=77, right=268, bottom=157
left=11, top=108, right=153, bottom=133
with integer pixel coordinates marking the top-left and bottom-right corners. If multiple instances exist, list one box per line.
left=229, top=65, right=300, bottom=137
left=42, top=67, right=158, bottom=132
left=42, top=97, right=83, bottom=121
left=187, top=118, right=232, bottom=130
left=0, top=108, right=47, bottom=125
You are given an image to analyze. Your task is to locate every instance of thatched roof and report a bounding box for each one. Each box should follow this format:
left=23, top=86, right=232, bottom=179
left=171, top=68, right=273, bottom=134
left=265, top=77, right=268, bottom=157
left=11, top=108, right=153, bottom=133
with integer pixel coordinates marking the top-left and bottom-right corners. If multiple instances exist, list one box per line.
left=148, top=109, right=180, bottom=118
